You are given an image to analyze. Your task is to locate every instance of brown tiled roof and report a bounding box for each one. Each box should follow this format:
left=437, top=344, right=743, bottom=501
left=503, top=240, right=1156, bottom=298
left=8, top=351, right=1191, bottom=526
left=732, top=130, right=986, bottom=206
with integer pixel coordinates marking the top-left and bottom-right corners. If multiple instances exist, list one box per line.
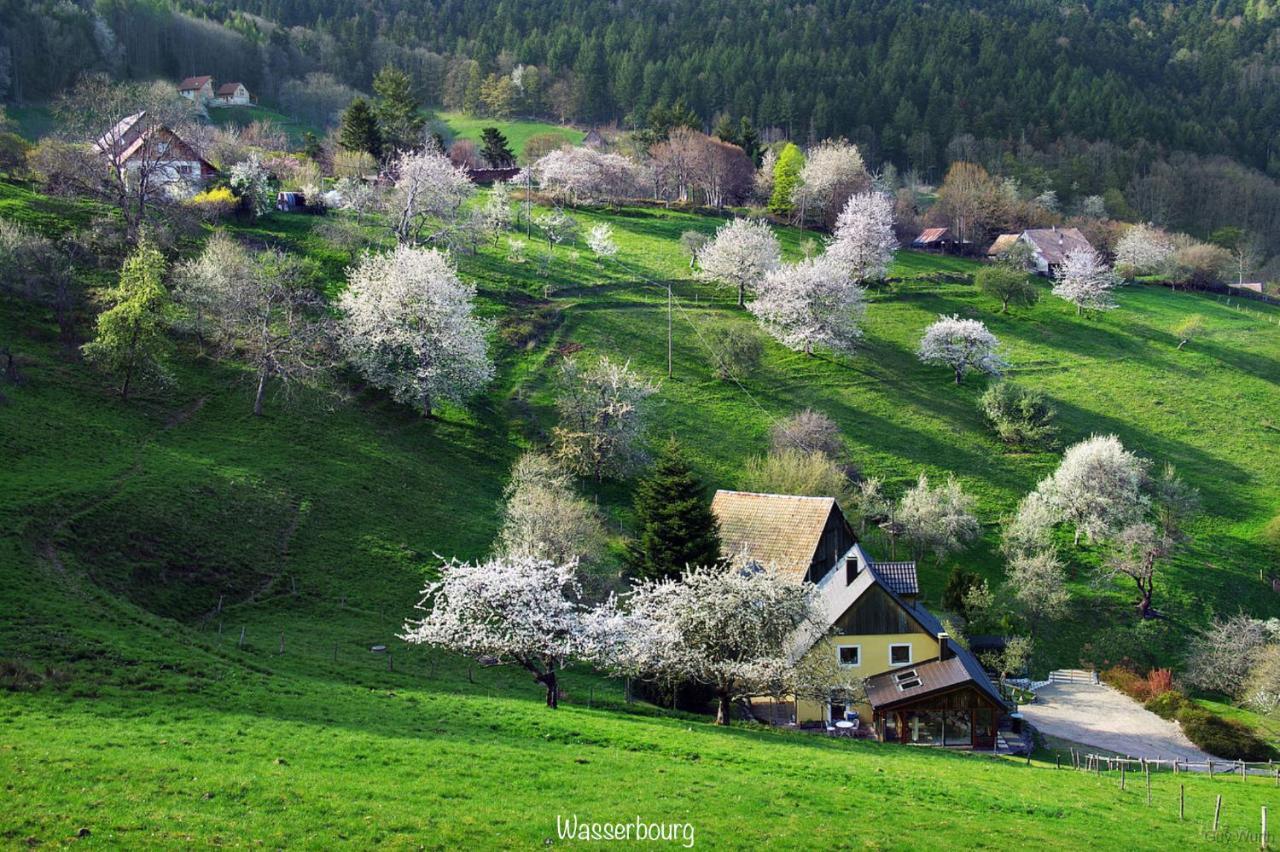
left=873, top=561, right=918, bottom=596
left=178, top=75, right=213, bottom=91
left=913, top=227, right=950, bottom=245
left=987, top=234, right=1020, bottom=256
left=711, top=490, right=836, bottom=581
left=865, top=656, right=977, bottom=709
left=216, top=83, right=244, bottom=96
left=1021, top=227, right=1094, bottom=267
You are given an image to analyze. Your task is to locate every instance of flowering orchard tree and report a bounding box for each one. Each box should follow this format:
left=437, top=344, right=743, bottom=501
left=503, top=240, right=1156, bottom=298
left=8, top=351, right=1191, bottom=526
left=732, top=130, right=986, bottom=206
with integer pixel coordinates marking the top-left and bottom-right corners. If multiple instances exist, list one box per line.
left=535, top=207, right=579, bottom=249
left=585, top=223, right=619, bottom=265
left=695, top=218, right=781, bottom=307
left=1033, top=434, right=1150, bottom=546
left=338, top=245, right=493, bottom=416
left=795, top=139, right=868, bottom=224
left=1052, top=247, right=1120, bottom=315
left=229, top=155, right=274, bottom=218
left=748, top=255, right=866, bottom=355
left=827, top=191, right=896, bottom=283
left=917, top=315, right=1007, bottom=384
left=897, top=473, right=980, bottom=560
left=1114, top=224, right=1175, bottom=277
left=480, top=180, right=514, bottom=245
left=552, top=356, right=657, bottom=480
left=618, top=562, right=823, bottom=725
left=387, top=145, right=475, bottom=245
left=401, top=556, right=590, bottom=707
left=532, top=147, right=638, bottom=205
left=496, top=452, right=606, bottom=567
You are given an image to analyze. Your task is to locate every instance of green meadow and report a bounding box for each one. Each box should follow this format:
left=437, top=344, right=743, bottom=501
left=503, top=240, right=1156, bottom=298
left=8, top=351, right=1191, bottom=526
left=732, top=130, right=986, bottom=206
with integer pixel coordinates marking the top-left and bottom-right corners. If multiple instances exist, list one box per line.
left=2, top=180, right=1279, bottom=845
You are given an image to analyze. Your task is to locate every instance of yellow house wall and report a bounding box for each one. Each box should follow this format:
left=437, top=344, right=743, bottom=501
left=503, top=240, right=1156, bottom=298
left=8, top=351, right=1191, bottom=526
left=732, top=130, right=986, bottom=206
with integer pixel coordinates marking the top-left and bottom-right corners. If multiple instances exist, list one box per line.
left=794, top=632, right=940, bottom=724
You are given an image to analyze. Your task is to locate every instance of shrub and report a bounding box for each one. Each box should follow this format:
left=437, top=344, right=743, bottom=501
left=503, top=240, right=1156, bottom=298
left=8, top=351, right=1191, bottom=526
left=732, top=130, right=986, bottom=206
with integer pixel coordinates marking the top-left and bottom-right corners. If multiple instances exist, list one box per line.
left=185, top=186, right=237, bottom=220
left=1100, top=665, right=1146, bottom=700
left=1144, top=689, right=1187, bottom=720
left=1145, top=667, right=1174, bottom=698
left=711, top=325, right=764, bottom=382
left=1175, top=705, right=1274, bottom=761
left=769, top=409, right=843, bottom=459
left=980, top=381, right=1056, bottom=447
left=740, top=448, right=852, bottom=506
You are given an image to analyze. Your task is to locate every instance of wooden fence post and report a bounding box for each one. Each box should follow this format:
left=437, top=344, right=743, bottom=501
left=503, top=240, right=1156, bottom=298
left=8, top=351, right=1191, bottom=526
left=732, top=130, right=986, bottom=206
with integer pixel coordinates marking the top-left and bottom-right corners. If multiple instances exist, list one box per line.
left=1209, top=760, right=1214, bottom=779
left=1179, top=784, right=1184, bottom=821
left=238, top=626, right=245, bottom=648
left=1261, top=806, right=1267, bottom=852
left=1146, top=764, right=1151, bottom=805
left=1121, top=763, right=1126, bottom=790
left=1214, top=794, right=1222, bottom=834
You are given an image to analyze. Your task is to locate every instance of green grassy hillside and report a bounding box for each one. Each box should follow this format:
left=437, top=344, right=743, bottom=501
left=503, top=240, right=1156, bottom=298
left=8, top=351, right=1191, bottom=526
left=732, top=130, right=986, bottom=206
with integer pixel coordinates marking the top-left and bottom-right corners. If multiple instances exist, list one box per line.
left=434, top=110, right=585, bottom=158
left=3, top=180, right=1280, bottom=845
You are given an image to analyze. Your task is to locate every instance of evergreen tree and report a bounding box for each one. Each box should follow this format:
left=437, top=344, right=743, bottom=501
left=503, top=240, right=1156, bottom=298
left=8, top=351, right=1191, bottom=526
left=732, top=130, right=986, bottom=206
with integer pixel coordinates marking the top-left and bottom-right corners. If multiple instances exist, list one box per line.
left=81, top=240, right=173, bottom=401
left=626, top=439, right=723, bottom=581
left=736, top=116, right=761, bottom=164
left=480, top=127, right=516, bottom=168
left=338, top=97, right=382, bottom=159
left=768, top=142, right=804, bottom=215
left=942, top=566, right=983, bottom=620
left=373, top=66, right=425, bottom=152
left=574, top=37, right=610, bottom=123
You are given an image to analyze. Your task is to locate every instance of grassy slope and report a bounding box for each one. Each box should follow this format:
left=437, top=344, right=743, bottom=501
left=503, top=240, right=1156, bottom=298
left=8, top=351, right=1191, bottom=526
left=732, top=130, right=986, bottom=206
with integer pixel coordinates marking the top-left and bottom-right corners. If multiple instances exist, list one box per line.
left=433, top=111, right=585, bottom=158
left=3, top=182, right=1280, bottom=845
left=204, top=104, right=319, bottom=146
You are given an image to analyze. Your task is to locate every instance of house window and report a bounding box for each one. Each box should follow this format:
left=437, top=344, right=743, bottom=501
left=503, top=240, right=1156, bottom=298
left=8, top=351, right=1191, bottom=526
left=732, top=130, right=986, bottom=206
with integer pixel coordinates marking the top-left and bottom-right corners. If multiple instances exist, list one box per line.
left=836, top=645, right=860, bottom=667
left=176, top=164, right=192, bottom=175
left=889, top=643, right=912, bottom=666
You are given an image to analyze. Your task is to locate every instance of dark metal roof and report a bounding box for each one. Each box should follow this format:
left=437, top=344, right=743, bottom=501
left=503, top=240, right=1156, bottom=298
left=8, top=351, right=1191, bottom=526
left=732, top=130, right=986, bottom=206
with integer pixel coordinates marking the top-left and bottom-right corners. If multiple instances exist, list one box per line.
left=874, top=561, right=918, bottom=596
left=865, top=656, right=978, bottom=709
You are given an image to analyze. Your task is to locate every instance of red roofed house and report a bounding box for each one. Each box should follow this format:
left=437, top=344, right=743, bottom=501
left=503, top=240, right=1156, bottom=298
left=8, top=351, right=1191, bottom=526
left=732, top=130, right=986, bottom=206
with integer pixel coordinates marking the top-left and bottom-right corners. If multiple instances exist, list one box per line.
left=94, top=112, right=217, bottom=196
left=177, top=76, right=214, bottom=103
left=212, top=82, right=252, bottom=107
left=710, top=490, right=1010, bottom=748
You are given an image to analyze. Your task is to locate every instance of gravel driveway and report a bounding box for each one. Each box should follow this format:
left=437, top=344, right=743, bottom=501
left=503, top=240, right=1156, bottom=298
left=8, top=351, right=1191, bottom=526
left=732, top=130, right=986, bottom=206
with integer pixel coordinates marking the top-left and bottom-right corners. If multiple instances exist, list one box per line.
left=1020, top=682, right=1219, bottom=761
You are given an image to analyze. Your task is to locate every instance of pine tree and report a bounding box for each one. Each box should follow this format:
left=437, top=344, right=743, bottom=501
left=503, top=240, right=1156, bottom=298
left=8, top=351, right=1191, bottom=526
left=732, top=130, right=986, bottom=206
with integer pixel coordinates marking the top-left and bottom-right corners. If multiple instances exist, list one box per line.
left=338, top=97, right=382, bottom=159
left=373, top=66, right=425, bottom=152
left=626, top=439, right=723, bottom=581
left=768, top=142, right=804, bottom=215
left=81, top=240, right=173, bottom=401
left=480, top=127, right=516, bottom=168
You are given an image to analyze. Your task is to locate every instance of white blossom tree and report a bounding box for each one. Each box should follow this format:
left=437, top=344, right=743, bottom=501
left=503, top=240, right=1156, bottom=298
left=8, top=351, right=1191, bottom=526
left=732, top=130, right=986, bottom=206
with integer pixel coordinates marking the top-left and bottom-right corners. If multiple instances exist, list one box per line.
left=1001, top=490, right=1058, bottom=559
left=748, top=255, right=867, bottom=356
left=532, top=147, right=638, bottom=205
left=695, top=218, right=782, bottom=307
left=1006, top=550, right=1070, bottom=633
left=173, top=236, right=333, bottom=416
left=229, top=154, right=273, bottom=218
left=794, top=139, right=869, bottom=225
left=585, top=222, right=619, bottom=265
left=1034, top=434, right=1150, bottom=546
left=401, top=555, right=590, bottom=707
left=917, top=315, right=1007, bottom=384
left=552, top=356, right=657, bottom=480
left=1114, top=224, right=1175, bottom=277
left=1052, top=247, right=1120, bottom=315
left=1184, top=615, right=1272, bottom=698
left=480, top=180, right=514, bottom=245
left=827, top=191, right=897, bottom=283
left=386, top=145, right=475, bottom=246
left=338, top=245, right=494, bottom=416
left=495, top=452, right=606, bottom=566
left=615, top=562, right=823, bottom=725
left=897, top=473, right=980, bottom=560
left=535, top=207, right=579, bottom=249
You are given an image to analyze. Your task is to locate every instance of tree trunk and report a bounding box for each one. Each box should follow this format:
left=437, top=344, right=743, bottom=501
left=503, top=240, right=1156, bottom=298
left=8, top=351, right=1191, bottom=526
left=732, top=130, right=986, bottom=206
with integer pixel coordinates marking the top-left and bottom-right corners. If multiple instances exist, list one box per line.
left=737, top=284, right=745, bottom=308
left=535, top=670, right=559, bottom=708
left=954, top=367, right=963, bottom=384
left=253, top=369, right=268, bottom=417
left=715, top=689, right=733, bottom=725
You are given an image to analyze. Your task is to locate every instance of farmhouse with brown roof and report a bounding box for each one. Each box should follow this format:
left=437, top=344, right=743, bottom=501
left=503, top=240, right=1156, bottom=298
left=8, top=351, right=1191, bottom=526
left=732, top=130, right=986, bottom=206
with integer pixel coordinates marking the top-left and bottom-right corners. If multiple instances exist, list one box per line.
left=1018, top=226, right=1094, bottom=276
left=711, top=489, right=1010, bottom=748
left=177, top=75, right=214, bottom=102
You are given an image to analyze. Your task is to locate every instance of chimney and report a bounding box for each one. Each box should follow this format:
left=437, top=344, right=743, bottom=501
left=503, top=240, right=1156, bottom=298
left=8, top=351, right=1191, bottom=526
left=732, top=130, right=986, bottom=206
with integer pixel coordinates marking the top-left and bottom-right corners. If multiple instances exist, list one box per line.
left=938, top=632, right=950, bottom=659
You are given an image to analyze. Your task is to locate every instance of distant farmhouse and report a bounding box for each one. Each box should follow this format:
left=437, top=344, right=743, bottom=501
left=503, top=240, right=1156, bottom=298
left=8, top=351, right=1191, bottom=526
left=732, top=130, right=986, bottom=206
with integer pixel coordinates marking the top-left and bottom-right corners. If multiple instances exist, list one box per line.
left=177, top=76, right=252, bottom=108
left=711, top=490, right=1010, bottom=748
left=987, top=227, right=1095, bottom=277
left=213, top=82, right=252, bottom=107
left=94, top=111, right=217, bottom=194
left=911, top=227, right=953, bottom=253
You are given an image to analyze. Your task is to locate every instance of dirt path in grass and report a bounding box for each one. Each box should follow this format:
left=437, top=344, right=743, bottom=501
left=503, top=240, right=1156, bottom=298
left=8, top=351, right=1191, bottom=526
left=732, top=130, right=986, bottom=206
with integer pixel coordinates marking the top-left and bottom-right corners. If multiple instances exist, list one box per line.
left=1020, top=682, right=1220, bottom=762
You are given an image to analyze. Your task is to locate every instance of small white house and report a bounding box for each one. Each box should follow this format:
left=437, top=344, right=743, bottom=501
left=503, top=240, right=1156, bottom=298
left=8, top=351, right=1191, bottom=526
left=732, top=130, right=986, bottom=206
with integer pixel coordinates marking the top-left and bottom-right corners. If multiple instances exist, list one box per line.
left=177, top=76, right=214, bottom=103
left=1017, top=227, right=1095, bottom=277
left=94, top=112, right=218, bottom=197
left=212, top=82, right=252, bottom=107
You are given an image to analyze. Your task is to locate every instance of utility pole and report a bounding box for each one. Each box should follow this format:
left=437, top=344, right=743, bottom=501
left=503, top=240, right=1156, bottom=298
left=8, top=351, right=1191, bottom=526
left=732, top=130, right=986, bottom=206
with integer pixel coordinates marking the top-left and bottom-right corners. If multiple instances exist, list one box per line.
left=667, top=282, right=673, bottom=378
left=524, top=168, right=533, bottom=238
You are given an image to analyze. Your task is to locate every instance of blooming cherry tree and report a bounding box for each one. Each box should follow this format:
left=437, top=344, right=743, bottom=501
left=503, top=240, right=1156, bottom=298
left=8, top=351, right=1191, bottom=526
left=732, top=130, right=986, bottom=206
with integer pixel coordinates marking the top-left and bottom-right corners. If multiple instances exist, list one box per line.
left=614, top=562, right=823, bottom=725
left=917, top=315, right=1007, bottom=384
left=229, top=155, right=273, bottom=218
left=585, top=223, right=619, bottom=265
left=1052, top=247, right=1120, bottom=315
left=386, top=145, right=475, bottom=245
left=827, top=191, right=896, bottom=283
left=400, top=556, right=589, bottom=707
left=795, top=139, right=868, bottom=224
left=748, top=255, right=867, bottom=356
left=695, top=218, right=782, bottom=307
left=1033, top=434, right=1150, bottom=545
left=1114, top=224, right=1174, bottom=277
left=338, top=245, right=493, bottom=416
left=532, top=147, right=638, bottom=205
left=552, top=356, right=657, bottom=480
